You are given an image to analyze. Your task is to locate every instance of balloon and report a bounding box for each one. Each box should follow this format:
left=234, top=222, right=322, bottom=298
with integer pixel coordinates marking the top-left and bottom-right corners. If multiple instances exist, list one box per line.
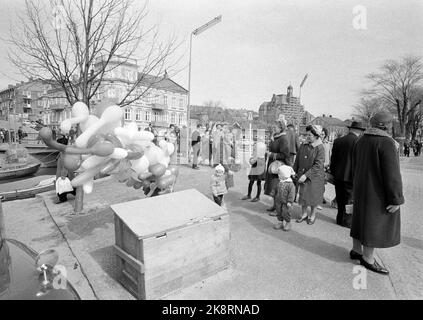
left=126, top=178, right=136, bottom=187
left=157, top=174, right=175, bottom=190
left=81, top=155, right=107, bottom=170
left=87, top=133, right=105, bottom=149
left=39, top=127, right=67, bottom=152
left=168, top=166, right=179, bottom=178
left=105, top=133, right=123, bottom=148
left=138, top=171, right=153, bottom=180
left=144, top=145, right=165, bottom=166
left=141, top=180, right=151, bottom=188
left=159, top=156, right=170, bottom=168
left=159, top=140, right=168, bottom=152
left=63, top=153, right=81, bottom=171
left=90, top=142, right=115, bottom=157
left=100, top=159, right=120, bottom=175
left=76, top=105, right=122, bottom=148
left=164, top=170, right=171, bottom=176
left=71, top=162, right=107, bottom=187
left=133, top=181, right=143, bottom=189
left=80, top=115, right=99, bottom=132
left=83, top=180, right=94, bottom=194
left=109, top=148, right=128, bottom=159
left=167, top=142, right=175, bottom=156
left=149, top=163, right=166, bottom=177
left=131, top=156, right=149, bottom=174
left=132, top=130, right=154, bottom=141
left=60, top=102, right=89, bottom=133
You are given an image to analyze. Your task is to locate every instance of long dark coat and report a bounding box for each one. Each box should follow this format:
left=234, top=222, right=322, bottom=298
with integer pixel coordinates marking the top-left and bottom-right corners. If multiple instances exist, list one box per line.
left=264, top=133, right=290, bottom=196
left=330, top=132, right=359, bottom=182
left=293, top=140, right=325, bottom=206
left=350, top=128, right=404, bottom=248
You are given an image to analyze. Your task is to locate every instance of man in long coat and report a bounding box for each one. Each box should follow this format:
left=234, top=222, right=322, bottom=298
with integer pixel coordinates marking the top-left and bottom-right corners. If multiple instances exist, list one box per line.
left=350, top=111, right=404, bottom=275
left=330, top=121, right=366, bottom=227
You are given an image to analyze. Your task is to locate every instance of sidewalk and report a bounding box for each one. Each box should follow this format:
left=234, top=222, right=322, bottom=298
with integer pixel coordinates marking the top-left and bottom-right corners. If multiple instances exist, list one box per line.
left=3, top=165, right=398, bottom=300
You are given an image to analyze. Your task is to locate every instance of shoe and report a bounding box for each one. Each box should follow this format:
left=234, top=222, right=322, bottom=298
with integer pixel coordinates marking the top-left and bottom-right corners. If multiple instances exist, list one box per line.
left=349, top=250, right=363, bottom=260
left=273, top=222, right=284, bottom=230
left=307, top=215, right=316, bottom=225
left=266, top=206, right=276, bottom=212
left=360, top=258, right=389, bottom=275
left=296, top=215, right=308, bottom=223
left=283, top=222, right=291, bottom=231
left=268, top=212, right=277, bottom=217
left=316, top=205, right=322, bottom=210
left=241, top=195, right=251, bottom=200
left=251, top=197, right=260, bottom=202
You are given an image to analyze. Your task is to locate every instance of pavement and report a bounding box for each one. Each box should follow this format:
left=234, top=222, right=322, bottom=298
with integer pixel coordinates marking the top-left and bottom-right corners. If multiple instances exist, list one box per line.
left=1, top=159, right=421, bottom=300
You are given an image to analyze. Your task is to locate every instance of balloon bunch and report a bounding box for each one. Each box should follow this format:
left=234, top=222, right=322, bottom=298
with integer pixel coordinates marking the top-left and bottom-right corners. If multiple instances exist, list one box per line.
left=39, top=102, right=178, bottom=196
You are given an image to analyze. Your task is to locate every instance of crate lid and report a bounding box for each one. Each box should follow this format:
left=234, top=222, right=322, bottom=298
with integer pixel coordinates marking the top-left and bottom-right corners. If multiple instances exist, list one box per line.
left=111, top=189, right=227, bottom=239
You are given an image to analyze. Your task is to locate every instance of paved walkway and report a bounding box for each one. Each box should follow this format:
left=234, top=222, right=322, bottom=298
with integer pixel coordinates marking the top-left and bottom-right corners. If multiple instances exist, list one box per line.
left=2, top=164, right=401, bottom=300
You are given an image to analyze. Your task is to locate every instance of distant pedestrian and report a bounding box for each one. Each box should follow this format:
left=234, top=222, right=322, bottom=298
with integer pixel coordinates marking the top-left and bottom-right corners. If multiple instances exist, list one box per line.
left=273, top=165, right=296, bottom=231
left=210, top=164, right=227, bottom=207
left=0, top=130, right=4, bottom=143
left=404, top=141, right=410, bottom=157
left=329, top=121, right=365, bottom=227
left=191, top=124, right=202, bottom=170
left=293, top=125, right=325, bottom=225
left=350, top=111, right=404, bottom=275
left=165, top=124, right=178, bottom=164
left=69, top=127, right=76, bottom=145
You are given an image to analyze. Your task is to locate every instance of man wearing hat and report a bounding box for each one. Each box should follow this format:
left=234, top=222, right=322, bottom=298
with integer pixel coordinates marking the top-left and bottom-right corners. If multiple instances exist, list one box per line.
left=349, top=111, right=404, bottom=275
left=329, top=121, right=366, bottom=227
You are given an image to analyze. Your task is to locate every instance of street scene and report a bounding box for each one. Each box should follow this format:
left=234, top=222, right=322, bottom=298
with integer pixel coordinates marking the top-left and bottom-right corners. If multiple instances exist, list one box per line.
left=1, top=0, right=423, bottom=302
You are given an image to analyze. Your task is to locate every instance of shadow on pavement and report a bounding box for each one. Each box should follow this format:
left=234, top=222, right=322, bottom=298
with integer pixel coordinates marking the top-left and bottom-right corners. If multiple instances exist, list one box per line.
left=66, top=207, right=114, bottom=238
left=226, top=190, right=351, bottom=264
left=402, top=236, right=423, bottom=251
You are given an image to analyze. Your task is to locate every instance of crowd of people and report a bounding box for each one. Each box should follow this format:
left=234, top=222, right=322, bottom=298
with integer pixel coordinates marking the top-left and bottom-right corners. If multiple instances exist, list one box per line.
left=404, top=139, right=422, bottom=157
left=219, top=111, right=404, bottom=276
left=0, top=127, right=27, bottom=144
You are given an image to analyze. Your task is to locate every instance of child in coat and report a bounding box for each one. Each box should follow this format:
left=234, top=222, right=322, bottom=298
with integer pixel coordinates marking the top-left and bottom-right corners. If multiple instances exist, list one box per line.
left=274, top=165, right=296, bottom=231
left=210, top=164, right=227, bottom=207
left=56, top=167, right=76, bottom=203
left=241, top=142, right=267, bottom=202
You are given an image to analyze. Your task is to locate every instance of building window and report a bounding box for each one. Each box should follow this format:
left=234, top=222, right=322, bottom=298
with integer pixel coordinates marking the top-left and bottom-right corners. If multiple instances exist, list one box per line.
left=178, top=113, right=183, bottom=125
left=136, top=108, right=142, bottom=121
left=164, top=95, right=168, bottom=106
left=145, top=110, right=151, bottom=122
left=172, top=97, right=176, bottom=108
left=124, top=108, right=131, bottom=120
left=179, top=98, right=183, bottom=109
left=163, top=112, right=168, bottom=123
left=171, top=112, right=176, bottom=124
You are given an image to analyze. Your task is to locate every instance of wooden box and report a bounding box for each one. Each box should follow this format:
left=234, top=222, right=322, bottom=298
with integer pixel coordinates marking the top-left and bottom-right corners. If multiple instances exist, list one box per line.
left=111, top=188, right=230, bottom=300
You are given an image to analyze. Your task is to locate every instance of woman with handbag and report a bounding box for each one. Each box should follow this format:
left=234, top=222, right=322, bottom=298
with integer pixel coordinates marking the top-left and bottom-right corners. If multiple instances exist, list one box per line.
left=294, top=125, right=325, bottom=225
left=264, top=120, right=291, bottom=212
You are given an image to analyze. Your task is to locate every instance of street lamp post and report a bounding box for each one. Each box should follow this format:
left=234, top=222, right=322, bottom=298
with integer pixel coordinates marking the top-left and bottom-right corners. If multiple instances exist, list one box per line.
left=186, top=15, right=222, bottom=164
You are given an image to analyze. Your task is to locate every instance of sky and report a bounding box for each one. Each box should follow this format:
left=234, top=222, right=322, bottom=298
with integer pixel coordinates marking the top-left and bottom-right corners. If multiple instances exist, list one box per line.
left=1, top=0, right=423, bottom=120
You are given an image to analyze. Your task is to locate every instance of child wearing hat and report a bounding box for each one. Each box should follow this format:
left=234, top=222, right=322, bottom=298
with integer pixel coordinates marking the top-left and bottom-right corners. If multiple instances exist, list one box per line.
left=274, top=165, right=296, bottom=231
left=210, top=164, right=228, bottom=207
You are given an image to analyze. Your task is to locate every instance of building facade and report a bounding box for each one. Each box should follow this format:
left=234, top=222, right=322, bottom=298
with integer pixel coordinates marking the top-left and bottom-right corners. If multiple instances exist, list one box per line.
left=259, top=85, right=306, bottom=129
left=309, top=114, right=348, bottom=141
left=0, top=79, right=48, bottom=123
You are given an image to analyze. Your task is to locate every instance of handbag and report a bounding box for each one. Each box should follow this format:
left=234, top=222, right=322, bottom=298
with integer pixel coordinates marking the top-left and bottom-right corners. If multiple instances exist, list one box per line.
left=268, top=160, right=283, bottom=174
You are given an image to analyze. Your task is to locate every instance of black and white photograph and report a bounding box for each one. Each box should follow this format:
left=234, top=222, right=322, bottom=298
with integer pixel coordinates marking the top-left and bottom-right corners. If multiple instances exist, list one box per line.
left=0, top=0, right=422, bottom=305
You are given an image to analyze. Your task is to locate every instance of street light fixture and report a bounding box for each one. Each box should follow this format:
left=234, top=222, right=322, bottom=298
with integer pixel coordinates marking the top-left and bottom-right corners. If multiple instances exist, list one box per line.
left=186, top=15, right=222, bottom=164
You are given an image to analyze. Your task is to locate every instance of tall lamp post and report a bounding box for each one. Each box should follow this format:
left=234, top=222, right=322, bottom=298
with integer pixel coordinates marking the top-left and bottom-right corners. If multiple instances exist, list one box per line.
left=186, top=15, right=222, bottom=163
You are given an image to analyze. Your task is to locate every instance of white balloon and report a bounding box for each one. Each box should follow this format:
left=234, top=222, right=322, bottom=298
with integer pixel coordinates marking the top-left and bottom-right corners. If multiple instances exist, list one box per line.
left=109, top=148, right=128, bottom=159
left=131, top=156, right=149, bottom=174
left=81, top=155, right=107, bottom=170
left=80, top=115, right=99, bottom=132
left=132, top=130, right=154, bottom=141
left=159, top=140, right=168, bottom=152
left=76, top=105, right=122, bottom=148
left=167, top=142, right=175, bottom=156
left=144, top=145, right=165, bottom=166
left=159, top=156, right=170, bottom=168
left=164, top=170, right=171, bottom=176
left=83, top=180, right=94, bottom=194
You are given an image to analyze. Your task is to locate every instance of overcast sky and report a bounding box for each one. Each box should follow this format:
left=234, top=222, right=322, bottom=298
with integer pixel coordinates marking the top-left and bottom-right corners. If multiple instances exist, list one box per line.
left=1, top=0, right=423, bottom=120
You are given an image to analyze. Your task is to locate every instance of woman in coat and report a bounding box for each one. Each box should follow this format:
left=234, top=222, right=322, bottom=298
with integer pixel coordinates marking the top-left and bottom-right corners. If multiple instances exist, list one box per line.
left=294, top=125, right=325, bottom=225
left=349, top=111, right=404, bottom=275
left=264, top=120, right=291, bottom=212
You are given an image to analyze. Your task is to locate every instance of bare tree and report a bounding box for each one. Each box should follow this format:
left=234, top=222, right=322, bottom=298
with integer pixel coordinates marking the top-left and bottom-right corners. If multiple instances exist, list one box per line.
left=365, top=56, right=423, bottom=139
left=4, top=0, right=182, bottom=213
left=352, top=96, right=386, bottom=128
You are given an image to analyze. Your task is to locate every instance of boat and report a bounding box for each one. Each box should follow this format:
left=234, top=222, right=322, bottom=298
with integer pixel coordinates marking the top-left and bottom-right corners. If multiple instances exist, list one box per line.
left=0, top=162, right=41, bottom=181
left=0, top=180, right=55, bottom=201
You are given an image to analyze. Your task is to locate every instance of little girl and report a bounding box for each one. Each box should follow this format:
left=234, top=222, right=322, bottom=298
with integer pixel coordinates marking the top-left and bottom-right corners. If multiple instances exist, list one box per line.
left=274, top=165, right=296, bottom=231
left=242, top=142, right=266, bottom=202
left=210, top=164, right=227, bottom=206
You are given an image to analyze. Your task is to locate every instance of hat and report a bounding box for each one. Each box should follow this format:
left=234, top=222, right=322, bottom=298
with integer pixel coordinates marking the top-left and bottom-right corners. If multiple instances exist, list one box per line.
left=278, top=165, right=295, bottom=180
left=370, top=111, right=393, bottom=128
left=311, top=125, right=323, bottom=136
left=347, top=121, right=366, bottom=131
left=215, top=164, right=225, bottom=173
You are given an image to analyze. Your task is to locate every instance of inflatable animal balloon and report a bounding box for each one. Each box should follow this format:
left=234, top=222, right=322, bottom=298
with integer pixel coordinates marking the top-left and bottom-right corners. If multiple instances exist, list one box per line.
left=60, top=102, right=89, bottom=133
left=75, top=105, right=122, bottom=148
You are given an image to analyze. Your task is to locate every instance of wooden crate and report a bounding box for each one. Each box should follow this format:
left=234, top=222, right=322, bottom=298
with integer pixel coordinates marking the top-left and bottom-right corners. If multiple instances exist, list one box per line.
left=111, top=188, right=230, bottom=300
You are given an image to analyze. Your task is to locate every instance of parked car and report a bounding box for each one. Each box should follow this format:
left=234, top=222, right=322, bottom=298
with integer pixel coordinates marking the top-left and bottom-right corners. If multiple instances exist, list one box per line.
left=0, top=196, right=80, bottom=300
